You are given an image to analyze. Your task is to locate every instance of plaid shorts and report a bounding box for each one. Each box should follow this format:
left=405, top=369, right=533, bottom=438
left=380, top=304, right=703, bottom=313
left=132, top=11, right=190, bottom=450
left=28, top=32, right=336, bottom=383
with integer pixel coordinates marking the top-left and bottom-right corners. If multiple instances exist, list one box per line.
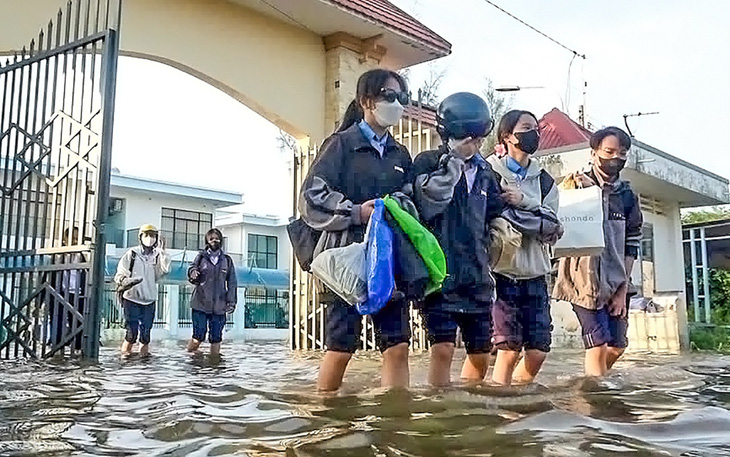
left=492, top=275, right=552, bottom=353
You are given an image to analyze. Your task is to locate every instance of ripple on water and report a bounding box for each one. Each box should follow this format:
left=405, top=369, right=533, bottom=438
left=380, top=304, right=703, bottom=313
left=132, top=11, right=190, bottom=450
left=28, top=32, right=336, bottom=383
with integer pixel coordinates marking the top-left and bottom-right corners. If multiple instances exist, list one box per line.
left=0, top=343, right=729, bottom=456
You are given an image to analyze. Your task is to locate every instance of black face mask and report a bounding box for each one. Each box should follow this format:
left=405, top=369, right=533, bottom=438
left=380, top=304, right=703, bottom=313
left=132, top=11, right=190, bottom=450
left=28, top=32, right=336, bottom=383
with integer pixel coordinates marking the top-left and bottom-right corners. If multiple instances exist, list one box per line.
left=595, top=156, right=626, bottom=177
left=208, top=241, right=221, bottom=251
left=513, top=130, right=540, bottom=155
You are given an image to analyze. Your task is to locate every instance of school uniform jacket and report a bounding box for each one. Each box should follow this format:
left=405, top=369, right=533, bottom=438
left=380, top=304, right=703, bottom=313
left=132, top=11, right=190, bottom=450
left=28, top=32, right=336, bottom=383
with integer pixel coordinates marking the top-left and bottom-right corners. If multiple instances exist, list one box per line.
left=412, top=147, right=505, bottom=309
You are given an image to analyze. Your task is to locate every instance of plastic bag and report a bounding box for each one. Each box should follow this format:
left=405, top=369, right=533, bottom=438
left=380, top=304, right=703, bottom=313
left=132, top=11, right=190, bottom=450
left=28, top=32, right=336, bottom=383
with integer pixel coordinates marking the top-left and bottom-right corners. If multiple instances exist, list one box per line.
left=359, top=199, right=395, bottom=315
left=310, top=242, right=368, bottom=306
left=383, top=195, right=446, bottom=295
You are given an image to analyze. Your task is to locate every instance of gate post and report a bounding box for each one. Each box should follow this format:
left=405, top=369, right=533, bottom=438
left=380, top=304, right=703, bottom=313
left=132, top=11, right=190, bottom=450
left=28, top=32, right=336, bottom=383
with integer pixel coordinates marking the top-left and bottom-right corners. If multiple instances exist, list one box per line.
left=233, top=287, right=246, bottom=340
left=167, top=285, right=180, bottom=339
left=87, top=19, right=121, bottom=359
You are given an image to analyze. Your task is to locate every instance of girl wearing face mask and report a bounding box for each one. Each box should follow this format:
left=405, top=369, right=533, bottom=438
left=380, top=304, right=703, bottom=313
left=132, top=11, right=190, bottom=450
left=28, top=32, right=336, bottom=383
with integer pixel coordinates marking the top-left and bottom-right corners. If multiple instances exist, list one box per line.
left=486, top=110, right=563, bottom=386
left=187, top=228, right=237, bottom=356
left=299, top=69, right=413, bottom=392
left=554, top=126, right=643, bottom=377
left=114, top=224, right=171, bottom=356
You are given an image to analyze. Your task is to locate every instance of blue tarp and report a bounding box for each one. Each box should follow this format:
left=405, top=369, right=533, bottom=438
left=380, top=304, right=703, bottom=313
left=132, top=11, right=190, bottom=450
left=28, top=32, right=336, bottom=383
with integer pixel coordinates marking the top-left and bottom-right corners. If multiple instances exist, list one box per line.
left=104, top=257, right=289, bottom=290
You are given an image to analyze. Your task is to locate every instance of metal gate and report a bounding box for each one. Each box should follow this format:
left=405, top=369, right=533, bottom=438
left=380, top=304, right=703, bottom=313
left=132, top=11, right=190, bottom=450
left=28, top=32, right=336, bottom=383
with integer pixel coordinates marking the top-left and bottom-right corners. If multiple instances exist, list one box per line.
left=0, top=0, right=120, bottom=359
left=290, top=93, right=436, bottom=351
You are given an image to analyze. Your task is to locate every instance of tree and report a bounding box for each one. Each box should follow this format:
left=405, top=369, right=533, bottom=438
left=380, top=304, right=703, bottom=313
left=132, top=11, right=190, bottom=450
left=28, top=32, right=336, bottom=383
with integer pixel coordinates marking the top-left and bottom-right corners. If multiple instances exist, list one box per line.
left=481, top=78, right=512, bottom=157
left=276, top=129, right=298, bottom=155
left=681, top=206, right=730, bottom=225
left=418, top=65, right=446, bottom=106
left=399, top=63, right=446, bottom=106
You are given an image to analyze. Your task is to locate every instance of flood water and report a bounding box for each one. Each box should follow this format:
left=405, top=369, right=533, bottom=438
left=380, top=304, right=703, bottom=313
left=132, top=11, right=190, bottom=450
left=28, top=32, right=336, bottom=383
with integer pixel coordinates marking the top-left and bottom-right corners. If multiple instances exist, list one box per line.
left=1, top=342, right=730, bottom=456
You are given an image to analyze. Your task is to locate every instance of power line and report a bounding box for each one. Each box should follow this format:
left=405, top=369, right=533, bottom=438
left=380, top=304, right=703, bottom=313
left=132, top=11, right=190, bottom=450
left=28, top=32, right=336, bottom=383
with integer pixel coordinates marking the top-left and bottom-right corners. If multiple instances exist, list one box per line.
left=480, top=0, right=586, bottom=59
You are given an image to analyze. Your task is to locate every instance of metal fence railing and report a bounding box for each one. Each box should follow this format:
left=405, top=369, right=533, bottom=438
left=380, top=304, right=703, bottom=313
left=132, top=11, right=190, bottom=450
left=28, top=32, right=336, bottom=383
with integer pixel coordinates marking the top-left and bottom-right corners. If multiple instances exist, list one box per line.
left=102, top=284, right=248, bottom=331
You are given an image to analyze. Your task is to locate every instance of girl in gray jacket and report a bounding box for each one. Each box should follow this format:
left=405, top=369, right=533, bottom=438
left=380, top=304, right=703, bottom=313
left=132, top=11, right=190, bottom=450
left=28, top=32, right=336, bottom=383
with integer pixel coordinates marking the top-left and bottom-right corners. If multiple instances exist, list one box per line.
left=486, top=110, right=563, bottom=386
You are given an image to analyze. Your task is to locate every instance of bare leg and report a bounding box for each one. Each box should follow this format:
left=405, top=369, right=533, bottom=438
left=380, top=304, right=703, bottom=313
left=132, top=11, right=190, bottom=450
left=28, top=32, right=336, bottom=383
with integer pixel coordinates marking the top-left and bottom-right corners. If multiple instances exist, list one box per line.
left=139, top=343, right=150, bottom=357
left=584, top=345, right=608, bottom=377
left=210, top=342, right=221, bottom=356
left=187, top=339, right=202, bottom=352
left=606, top=346, right=625, bottom=370
left=317, top=350, right=353, bottom=392
left=513, top=349, right=548, bottom=384
left=492, top=349, right=521, bottom=386
left=428, top=342, right=455, bottom=387
left=381, top=342, right=409, bottom=388
left=461, top=352, right=490, bottom=382
left=120, top=340, right=133, bottom=355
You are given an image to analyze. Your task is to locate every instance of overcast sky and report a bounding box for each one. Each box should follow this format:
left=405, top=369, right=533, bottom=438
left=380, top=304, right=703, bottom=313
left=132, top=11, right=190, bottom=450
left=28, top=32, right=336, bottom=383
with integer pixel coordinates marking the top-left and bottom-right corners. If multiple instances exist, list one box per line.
left=110, top=0, right=730, bottom=217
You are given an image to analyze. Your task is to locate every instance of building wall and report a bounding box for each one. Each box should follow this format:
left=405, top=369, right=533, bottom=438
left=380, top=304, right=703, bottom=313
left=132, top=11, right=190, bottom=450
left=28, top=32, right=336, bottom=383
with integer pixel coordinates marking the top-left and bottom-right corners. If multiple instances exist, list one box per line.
left=0, top=0, right=328, bottom=142
left=111, top=187, right=221, bottom=238
left=219, top=223, right=289, bottom=272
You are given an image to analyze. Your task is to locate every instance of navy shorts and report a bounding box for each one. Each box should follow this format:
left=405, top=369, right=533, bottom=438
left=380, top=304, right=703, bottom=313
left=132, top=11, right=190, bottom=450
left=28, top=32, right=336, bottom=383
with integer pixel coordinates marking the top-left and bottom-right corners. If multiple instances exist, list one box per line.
left=572, top=303, right=629, bottom=349
left=325, top=295, right=410, bottom=354
left=123, top=299, right=155, bottom=345
left=192, top=309, right=226, bottom=344
left=421, top=295, right=493, bottom=354
left=492, top=275, right=552, bottom=353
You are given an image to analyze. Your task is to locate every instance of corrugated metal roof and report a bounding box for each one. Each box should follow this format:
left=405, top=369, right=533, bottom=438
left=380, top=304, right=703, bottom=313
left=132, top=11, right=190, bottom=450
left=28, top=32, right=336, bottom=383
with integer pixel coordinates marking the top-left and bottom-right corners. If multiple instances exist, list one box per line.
left=537, top=108, right=592, bottom=151
left=326, top=0, right=451, bottom=55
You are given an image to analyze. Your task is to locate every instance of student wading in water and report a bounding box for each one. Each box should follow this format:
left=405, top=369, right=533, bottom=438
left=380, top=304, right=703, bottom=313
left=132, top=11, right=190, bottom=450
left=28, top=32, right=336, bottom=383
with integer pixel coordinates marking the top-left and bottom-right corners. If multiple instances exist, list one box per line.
left=114, top=224, right=171, bottom=356
left=299, top=69, right=414, bottom=391
left=412, top=92, right=505, bottom=386
left=187, top=228, right=237, bottom=356
left=486, top=110, right=563, bottom=386
left=553, top=126, right=643, bottom=377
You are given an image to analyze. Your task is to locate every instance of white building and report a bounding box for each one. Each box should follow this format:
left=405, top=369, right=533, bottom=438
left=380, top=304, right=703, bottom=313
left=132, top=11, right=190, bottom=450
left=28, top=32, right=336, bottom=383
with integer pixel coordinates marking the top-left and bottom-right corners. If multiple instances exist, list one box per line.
left=103, top=170, right=290, bottom=341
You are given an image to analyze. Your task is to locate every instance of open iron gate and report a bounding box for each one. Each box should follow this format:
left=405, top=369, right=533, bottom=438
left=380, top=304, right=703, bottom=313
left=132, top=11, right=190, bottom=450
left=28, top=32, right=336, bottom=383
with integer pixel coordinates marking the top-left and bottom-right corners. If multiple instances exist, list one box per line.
left=0, top=0, right=120, bottom=359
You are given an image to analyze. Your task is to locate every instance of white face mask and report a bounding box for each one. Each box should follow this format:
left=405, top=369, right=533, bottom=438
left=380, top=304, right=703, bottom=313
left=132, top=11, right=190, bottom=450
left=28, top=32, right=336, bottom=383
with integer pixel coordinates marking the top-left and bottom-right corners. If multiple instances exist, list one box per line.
left=373, top=100, right=404, bottom=128
left=141, top=234, right=157, bottom=248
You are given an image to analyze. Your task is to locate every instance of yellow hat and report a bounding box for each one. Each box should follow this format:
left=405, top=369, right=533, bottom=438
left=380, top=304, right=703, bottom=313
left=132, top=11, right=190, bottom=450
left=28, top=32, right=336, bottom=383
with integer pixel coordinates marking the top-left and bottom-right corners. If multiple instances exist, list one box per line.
left=139, top=224, right=159, bottom=236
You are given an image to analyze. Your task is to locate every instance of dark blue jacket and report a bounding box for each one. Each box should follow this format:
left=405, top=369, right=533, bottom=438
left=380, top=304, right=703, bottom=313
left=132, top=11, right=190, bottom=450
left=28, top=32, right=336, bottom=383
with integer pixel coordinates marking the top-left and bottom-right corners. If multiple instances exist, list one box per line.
left=412, top=147, right=505, bottom=310
left=188, top=250, right=237, bottom=315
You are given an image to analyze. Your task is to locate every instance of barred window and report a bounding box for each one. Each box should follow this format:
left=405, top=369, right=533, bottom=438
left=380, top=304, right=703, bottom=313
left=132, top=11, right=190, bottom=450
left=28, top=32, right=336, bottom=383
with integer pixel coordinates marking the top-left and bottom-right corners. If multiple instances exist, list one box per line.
left=247, top=234, right=277, bottom=269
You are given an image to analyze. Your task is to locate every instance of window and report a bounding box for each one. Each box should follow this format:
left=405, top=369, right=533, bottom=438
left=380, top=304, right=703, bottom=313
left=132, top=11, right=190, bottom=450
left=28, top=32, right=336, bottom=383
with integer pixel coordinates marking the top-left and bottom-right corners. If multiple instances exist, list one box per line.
left=248, top=234, right=277, bottom=269
left=160, top=208, right=213, bottom=250
left=641, top=222, right=654, bottom=263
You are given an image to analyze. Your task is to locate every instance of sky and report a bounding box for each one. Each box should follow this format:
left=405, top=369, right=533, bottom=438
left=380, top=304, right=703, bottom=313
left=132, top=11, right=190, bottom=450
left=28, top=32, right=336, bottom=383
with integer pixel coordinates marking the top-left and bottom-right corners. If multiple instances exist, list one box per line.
left=110, top=0, right=730, bottom=218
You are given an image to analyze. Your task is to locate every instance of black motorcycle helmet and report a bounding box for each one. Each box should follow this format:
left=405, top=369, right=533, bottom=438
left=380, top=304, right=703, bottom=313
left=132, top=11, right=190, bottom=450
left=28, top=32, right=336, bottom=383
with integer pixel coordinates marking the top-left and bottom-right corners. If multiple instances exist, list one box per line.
left=436, top=92, right=494, bottom=141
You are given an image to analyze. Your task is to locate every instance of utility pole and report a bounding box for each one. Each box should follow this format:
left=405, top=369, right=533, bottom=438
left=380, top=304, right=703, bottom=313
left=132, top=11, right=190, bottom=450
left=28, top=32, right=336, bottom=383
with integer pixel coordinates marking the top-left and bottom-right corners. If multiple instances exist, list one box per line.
left=578, top=104, right=585, bottom=128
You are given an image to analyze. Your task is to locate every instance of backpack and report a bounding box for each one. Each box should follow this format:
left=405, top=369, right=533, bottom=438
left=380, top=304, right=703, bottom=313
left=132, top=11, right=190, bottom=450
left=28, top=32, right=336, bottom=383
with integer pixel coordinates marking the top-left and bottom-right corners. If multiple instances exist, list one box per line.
left=115, top=250, right=138, bottom=304
left=538, top=169, right=554, bottom=203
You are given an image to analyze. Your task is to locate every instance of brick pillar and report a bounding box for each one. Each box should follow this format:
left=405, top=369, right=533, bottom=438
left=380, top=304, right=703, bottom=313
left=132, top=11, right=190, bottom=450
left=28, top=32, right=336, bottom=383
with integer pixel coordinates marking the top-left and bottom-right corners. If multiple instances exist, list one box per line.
left=323, top=32, right=387, bottom=135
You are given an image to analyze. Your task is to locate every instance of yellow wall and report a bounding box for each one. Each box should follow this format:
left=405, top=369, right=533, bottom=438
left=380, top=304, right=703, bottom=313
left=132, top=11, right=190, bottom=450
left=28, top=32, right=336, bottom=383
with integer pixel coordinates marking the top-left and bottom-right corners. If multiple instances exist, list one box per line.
left=1, top=0, right=328, bottom=142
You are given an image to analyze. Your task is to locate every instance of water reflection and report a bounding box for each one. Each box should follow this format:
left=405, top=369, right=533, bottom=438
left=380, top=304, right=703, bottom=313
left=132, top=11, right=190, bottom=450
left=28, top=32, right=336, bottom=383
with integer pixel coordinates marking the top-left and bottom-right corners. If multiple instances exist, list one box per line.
left=0, top=342, right=729, bottom=456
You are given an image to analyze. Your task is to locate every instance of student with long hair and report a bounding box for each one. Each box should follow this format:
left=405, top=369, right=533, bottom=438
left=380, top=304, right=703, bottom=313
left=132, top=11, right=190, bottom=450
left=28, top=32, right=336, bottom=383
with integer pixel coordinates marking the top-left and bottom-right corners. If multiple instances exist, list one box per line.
left=299, top=69, right=414, bottom=391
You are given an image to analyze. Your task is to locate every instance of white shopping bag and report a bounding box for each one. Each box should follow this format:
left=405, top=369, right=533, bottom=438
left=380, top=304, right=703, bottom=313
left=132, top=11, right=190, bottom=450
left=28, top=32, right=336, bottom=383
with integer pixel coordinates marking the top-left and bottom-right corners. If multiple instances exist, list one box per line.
left=553, top=186, right=605, bottom=258
left=310, top=242, right=368, bottom=306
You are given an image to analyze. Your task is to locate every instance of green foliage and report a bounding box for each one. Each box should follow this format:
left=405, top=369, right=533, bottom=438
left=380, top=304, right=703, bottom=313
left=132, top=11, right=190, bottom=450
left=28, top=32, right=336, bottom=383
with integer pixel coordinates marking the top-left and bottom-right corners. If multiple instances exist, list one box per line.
left=681, top=206, right=730, bottom=225
left=690, top=325, right=730, bottom=353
